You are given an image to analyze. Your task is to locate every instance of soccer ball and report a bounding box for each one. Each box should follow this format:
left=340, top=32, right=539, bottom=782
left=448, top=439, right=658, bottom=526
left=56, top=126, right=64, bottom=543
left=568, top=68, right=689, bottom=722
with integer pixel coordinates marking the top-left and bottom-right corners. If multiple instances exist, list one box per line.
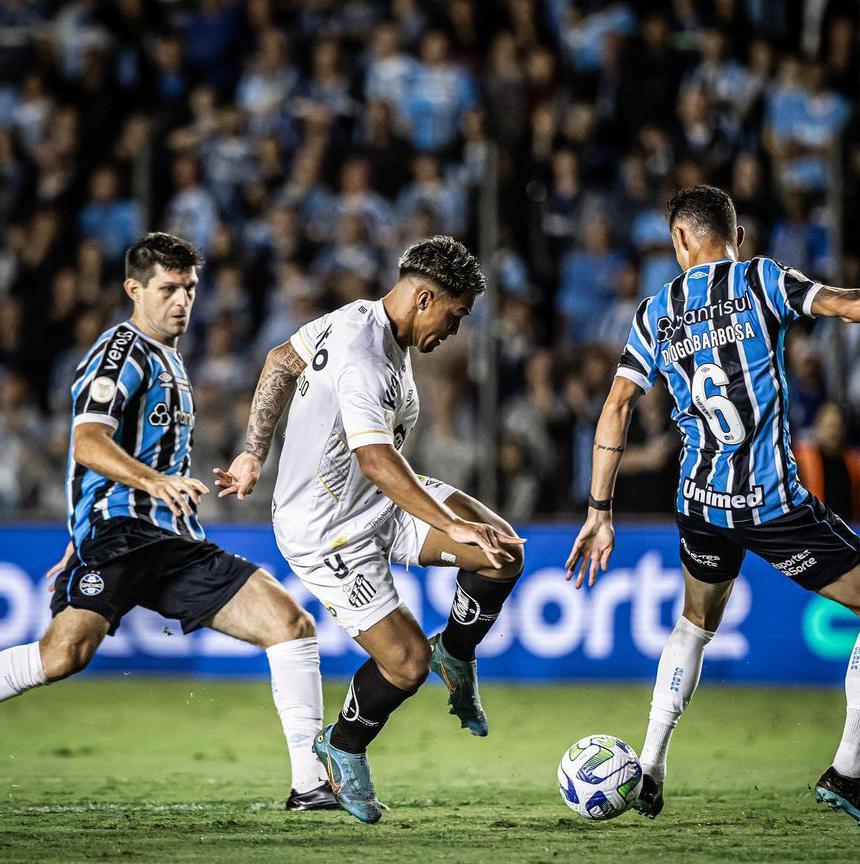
left=557, top=734, right=643, bottom=820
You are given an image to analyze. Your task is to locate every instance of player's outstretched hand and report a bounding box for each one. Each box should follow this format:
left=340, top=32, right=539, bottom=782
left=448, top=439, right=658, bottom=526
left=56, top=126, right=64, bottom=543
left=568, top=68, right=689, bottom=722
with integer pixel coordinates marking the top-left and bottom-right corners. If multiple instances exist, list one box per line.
left=44, top=540, right=74, bottom=591
left=142, top=474, right=209, bottom=517
left=446, top=520, right=526, bottom=570
left=565, top=516, right=614, bottom=589
left=213, top=451, right=262, bottom=501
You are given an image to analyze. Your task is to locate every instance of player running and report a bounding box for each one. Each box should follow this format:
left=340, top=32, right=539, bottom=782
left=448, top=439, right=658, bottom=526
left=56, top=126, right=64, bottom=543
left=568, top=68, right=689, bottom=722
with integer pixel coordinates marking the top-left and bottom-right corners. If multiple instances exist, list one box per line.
left=566, top=186, right=860, bottom=824
left=0, top=233, right=339, bottom=812
left=216, top=235, right=525, bottom=824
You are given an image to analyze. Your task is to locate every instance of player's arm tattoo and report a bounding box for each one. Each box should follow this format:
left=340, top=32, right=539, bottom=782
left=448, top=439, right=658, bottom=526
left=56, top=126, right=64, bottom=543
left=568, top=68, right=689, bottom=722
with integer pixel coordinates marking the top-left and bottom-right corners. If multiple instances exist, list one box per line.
left=244, top=342, right=307, bottom=462
left=812, top=285, right=860, bottom=321
left=594, top=443, right=625, bottom=453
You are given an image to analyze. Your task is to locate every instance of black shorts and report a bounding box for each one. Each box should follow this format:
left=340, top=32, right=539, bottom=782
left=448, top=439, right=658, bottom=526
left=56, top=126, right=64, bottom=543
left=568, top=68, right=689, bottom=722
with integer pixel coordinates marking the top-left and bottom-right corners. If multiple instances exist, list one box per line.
left=677, top=495, right=860, bottom=591
left=51, top=518, right=258, bottom=635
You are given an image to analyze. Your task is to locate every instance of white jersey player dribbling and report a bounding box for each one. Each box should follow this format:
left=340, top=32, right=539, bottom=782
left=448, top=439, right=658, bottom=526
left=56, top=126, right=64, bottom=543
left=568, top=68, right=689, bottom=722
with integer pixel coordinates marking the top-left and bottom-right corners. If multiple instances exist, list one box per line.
left=274, top=299, right=454, bottom=634
left=218, top=236, right=525, bottom=825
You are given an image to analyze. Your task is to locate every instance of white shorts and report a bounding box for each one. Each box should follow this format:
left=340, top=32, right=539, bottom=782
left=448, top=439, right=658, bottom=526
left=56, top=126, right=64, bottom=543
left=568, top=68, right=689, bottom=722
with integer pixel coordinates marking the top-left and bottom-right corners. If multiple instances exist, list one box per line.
left=286, top=477, right=456, bottom=636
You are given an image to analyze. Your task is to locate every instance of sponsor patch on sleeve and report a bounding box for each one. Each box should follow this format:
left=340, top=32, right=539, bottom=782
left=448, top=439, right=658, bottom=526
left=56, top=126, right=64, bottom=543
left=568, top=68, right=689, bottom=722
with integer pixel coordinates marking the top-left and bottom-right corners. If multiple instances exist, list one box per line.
left=89, top=376, right=117, bottom=404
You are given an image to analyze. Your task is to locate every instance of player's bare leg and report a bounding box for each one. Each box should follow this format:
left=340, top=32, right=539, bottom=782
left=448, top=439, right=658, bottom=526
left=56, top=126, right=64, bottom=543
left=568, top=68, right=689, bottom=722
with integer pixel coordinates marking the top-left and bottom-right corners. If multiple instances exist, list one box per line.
left=812, top=565, right=860, bottom=823
left=204, top=569, right=338, bottom=810
left=420, top=490, right=524, bottom=736
left=0, top=607, right=108, bottom=702
left=634, top=568, right=733, bottom=819
left=313, top=605, right=429, bottom=824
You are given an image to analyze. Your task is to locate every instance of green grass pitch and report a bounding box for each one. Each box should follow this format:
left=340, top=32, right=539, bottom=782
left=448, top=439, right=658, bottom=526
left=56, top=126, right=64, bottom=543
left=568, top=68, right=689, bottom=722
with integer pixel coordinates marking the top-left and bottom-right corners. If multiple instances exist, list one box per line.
left=1, top=678, right=857, bottom=863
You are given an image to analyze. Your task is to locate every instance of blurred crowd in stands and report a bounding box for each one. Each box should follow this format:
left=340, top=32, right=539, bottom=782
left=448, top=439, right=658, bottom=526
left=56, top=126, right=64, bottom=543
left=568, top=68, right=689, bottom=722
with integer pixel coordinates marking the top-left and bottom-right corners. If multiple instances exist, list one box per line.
left=2, top=0, right=860, bottom=523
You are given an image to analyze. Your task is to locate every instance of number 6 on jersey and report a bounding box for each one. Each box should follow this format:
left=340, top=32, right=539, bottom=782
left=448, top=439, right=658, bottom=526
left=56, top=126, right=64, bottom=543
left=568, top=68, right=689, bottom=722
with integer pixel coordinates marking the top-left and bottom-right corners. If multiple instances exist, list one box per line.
left=691, top=363, right=746, bottom=445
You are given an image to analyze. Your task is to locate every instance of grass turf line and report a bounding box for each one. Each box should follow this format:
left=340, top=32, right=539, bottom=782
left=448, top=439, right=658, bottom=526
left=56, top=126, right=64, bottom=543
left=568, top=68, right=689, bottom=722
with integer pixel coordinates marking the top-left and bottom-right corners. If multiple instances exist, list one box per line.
left=0, top=679, right=857, bottom=863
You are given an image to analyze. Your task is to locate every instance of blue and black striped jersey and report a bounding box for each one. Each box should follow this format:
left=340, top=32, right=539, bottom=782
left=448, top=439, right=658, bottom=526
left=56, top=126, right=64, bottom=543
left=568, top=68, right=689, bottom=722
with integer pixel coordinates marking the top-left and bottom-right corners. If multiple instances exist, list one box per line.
left=66, top=321, right=204, bottom=547
left=617, top=257, right=823, bottom=527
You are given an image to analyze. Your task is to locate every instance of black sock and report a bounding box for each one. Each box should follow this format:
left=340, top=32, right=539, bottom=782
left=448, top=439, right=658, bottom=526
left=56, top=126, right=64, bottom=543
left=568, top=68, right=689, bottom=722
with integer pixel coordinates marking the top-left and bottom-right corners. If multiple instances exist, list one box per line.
left=441, top=570, right=518, bottom=661
left=329, top=658, right=417, bottom=754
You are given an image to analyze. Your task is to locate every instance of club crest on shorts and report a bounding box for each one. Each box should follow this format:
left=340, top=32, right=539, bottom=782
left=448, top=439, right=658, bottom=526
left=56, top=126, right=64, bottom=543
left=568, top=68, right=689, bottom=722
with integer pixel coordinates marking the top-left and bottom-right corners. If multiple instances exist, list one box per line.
left=79, top=571, right=104, bottom=596
left=346, top=573, right=377, bottom=608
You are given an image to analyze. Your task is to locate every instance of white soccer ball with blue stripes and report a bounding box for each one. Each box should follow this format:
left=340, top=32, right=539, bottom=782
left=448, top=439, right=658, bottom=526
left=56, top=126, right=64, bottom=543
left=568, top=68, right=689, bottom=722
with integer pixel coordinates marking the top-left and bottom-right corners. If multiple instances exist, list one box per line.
left=557, top=734, right=643, bottom=820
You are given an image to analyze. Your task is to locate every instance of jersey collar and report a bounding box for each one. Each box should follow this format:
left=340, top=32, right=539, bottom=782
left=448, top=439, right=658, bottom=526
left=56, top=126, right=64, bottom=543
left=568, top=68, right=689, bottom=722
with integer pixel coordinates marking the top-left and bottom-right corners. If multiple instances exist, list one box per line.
left=684, top=257, right=732, bottom=273
left=371, top=300, right=407, bottom=359
left=125, top=321, right=180, bottom=355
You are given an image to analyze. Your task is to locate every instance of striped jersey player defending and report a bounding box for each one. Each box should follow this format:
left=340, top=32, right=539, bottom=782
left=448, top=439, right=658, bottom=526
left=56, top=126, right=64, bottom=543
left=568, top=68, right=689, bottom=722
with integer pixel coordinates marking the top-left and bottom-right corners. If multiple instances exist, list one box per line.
left=0, top=233, right=338, bottom=812
left=216, top=236, right=525, bottom=824
left=567, top=186, right=860, bottom=824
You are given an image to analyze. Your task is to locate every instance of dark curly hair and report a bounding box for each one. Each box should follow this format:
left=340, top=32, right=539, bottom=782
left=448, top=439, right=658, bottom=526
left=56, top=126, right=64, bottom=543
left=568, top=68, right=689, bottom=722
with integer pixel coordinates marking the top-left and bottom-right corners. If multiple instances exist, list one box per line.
left=666, top=185, right=737, bottom=241
left=125, top=233, right=204, bottom=286
left=398, top=235, right=486, bottom=297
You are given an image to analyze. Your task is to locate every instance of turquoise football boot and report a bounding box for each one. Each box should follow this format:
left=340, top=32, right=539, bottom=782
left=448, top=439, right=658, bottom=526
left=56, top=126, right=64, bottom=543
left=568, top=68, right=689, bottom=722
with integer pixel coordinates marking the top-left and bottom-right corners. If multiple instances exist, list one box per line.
left=429, top=633, right=488, bottom=737
left=815, top=766, right=860, bottom=824
left=312, top=725, right=382, bottom=824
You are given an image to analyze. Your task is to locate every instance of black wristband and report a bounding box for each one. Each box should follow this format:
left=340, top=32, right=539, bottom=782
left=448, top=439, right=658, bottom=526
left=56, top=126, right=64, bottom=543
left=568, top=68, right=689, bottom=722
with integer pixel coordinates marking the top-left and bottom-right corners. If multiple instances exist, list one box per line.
left=588, top=495, right=613, bottom=511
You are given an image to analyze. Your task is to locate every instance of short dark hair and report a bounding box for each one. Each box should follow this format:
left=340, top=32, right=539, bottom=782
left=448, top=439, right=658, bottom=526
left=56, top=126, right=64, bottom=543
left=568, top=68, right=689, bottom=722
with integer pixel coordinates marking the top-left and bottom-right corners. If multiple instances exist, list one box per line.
left=666, top=185, right=737, bottom=241
left=398, top=235, right=486, bottom=297
left=125, top=233, right=204, bottom=285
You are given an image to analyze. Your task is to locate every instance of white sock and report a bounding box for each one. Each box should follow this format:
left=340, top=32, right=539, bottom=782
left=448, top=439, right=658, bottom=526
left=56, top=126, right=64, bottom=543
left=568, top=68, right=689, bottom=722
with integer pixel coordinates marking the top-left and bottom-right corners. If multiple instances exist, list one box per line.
left=266, top=637, right=327, bottom=794
left=640, top=617, right=714, bottom=783
left=832, top=631, right=860, bottom=778
left=0, top=642, right=48, bottom=703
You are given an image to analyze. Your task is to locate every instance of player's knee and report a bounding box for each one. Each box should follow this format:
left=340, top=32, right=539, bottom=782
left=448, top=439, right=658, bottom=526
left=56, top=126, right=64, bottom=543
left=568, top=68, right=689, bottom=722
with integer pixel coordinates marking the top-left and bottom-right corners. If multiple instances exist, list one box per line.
left=383, top=640, right=431, bottom=690
left=501, top=542, right=525, bottom=580
left=39, top=636, right=96, bottom=681
left=267, top=607, right=315, bottom=646
left=681, top=607, right=721, bottom=633
left=290, top=609, right=316, bottom=640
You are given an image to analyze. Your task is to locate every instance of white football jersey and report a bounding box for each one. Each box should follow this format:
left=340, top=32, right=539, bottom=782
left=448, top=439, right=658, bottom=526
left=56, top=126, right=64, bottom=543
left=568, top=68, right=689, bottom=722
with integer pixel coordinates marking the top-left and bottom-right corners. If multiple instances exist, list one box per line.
left=272, top=299, right=420, bottom=561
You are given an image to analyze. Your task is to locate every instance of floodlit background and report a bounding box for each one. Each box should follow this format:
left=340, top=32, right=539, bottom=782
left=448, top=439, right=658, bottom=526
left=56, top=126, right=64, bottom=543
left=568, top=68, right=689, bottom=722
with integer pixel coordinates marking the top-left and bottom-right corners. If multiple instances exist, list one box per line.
left=0, top=0, right=858, bottom=684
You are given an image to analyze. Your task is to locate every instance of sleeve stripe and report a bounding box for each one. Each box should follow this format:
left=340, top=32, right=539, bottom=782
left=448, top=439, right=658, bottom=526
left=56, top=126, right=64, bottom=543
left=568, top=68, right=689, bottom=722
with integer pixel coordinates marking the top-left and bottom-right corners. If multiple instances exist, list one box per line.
left=757, top=259, right=780, bottom=320
left=634, top=298, right=654, bottom=348
left=802, top=283, right=823, bottom=317
left=619, top=347, right=647, bottom=376
left=625, top=340, right=650, bottom=373
left=298, top=328, right=312, bottom=355
left=73, top=413, right=119, bottom=430
left=103, top=336, right=138, bottom=416
left=81, top=328, right=138, bottom=416
left=346, top=429, right=393, bottom=439
left=126, top=352, right=146, bottom=384
left=616, top=366, right=651, bottom=392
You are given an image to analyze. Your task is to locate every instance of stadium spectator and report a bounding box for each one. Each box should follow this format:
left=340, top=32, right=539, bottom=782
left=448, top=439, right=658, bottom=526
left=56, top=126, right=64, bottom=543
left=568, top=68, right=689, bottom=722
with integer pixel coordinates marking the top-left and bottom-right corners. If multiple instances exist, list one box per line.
left=557, top=214, right=626, bottom=343
left=0, top=0, right=856, bottom=522
left=403, top=29, right=476, bottom=152
left=794, top=403, right=860, bottom=521
left=78, top=165, right=143, bottom=267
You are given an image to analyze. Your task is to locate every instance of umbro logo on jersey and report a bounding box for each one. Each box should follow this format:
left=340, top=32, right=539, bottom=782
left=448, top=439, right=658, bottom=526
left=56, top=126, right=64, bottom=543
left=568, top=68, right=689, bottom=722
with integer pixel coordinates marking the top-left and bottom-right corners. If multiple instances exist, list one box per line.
left=158, top=372, right=173, bottom=384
